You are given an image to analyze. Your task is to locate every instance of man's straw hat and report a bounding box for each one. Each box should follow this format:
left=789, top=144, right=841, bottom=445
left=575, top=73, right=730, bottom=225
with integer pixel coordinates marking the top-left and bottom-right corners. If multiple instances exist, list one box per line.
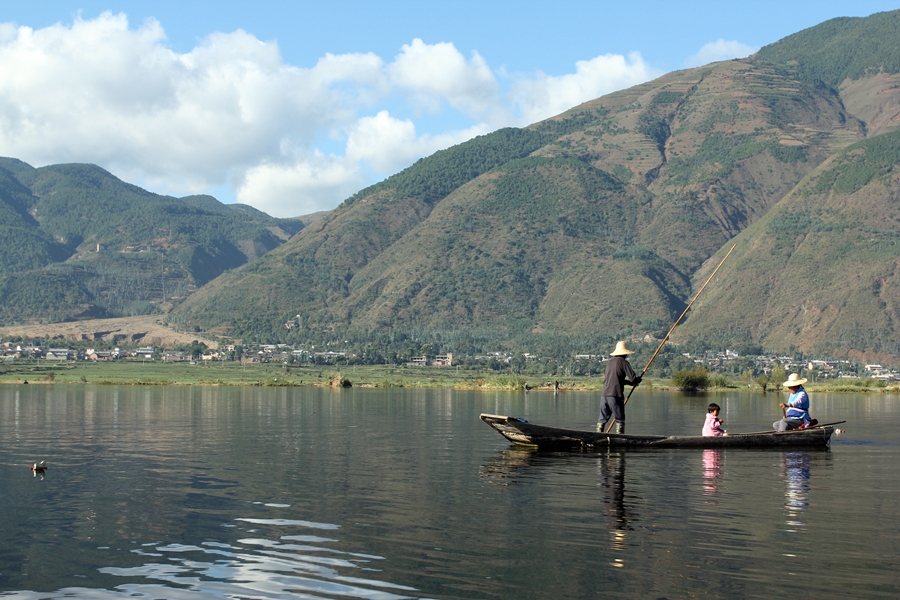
left=782, top=373, right=807, bottom=387
left=610, top=341, right=634, bottom=356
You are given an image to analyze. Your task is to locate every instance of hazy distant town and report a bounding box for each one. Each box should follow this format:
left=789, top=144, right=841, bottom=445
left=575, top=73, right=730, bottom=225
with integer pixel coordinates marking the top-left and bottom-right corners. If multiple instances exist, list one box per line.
left=3, top=339, right=896, bottom=382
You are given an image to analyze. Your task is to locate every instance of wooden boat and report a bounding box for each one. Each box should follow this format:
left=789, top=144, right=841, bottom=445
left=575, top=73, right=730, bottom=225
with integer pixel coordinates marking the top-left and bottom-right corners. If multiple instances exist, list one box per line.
left=480, top=413, right=836, bottom=450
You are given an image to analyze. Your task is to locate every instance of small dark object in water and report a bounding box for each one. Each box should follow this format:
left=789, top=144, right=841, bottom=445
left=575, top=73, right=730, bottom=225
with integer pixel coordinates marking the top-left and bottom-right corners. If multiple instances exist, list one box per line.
left=30, top=461, right=47, bottom=473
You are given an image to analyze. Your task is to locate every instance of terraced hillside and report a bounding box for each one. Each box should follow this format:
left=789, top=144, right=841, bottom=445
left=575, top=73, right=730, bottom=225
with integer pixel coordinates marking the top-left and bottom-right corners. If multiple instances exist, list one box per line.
left=6, top=9, right=900, bottom=362
left=172, top=8, right=900, bottom=361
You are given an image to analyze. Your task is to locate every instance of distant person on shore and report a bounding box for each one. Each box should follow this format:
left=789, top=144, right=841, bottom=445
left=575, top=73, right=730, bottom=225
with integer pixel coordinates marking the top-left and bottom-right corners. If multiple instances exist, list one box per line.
left=702, top=403, right=727, bottom=436
left=597, top=341, right=641, bottom=434
left=773, top=373, right=818, bottom=431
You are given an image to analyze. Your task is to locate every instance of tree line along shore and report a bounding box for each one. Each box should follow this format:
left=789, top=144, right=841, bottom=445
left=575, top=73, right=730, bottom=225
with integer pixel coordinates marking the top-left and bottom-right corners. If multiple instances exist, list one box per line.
left=1, top=361, right=898, bottom=393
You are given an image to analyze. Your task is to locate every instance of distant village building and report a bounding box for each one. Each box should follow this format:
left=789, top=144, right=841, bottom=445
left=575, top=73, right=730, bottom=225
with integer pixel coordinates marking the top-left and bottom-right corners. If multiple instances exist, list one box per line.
left=45, top=348, right=73, bottom=361
left=433, top=353, right=453, bottom=367
left=85, top=349, right=117, bottom=361
left=134, top=346, right=155, bottom=359
left=409, top=356, right=428, bottom=366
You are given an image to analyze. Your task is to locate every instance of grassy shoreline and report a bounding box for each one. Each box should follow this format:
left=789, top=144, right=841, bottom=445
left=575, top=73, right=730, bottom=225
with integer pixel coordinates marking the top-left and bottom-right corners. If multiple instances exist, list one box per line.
left=1, top=361, right=899, bottom=393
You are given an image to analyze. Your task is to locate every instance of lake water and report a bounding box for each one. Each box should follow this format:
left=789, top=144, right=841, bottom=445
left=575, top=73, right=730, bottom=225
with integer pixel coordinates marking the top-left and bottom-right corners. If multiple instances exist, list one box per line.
left=1, top=384, right=899, bottom=599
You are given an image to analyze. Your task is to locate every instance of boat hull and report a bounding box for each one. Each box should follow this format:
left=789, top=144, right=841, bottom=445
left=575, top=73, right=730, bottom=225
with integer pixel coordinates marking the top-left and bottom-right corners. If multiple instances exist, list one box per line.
left=480, top=414, right=834, bottom=450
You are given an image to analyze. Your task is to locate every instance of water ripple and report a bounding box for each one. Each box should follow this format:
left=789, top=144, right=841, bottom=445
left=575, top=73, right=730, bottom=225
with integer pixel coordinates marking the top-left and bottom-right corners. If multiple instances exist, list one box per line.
left=1, top=517, right=420, bottom=600
left=236, top=517, right=340, bottom=529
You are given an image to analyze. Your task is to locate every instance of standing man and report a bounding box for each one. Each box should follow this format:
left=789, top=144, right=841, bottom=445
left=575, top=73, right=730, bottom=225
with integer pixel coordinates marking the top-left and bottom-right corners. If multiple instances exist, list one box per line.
left=597, top=341, right=642, bottom=434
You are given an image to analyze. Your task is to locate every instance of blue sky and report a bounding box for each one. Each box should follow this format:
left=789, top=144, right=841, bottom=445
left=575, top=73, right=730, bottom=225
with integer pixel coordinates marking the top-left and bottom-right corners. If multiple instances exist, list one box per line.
left=1, top=1, right=897, bottom=217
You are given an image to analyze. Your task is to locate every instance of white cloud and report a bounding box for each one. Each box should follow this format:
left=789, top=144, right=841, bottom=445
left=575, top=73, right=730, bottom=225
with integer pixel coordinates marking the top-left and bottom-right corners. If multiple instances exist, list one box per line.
left=684, top=39, right=757, bottom=68
left=237, top=154, right=364, bottom=218
left=510, top=52, right=662, bottom=125
left=388, top=38, right=500, bottom=119
left=346, top=111, right=419, bottom=172
left=345, top=110, right=490, bottom=173
left=0, top=12, right=660, bottom=217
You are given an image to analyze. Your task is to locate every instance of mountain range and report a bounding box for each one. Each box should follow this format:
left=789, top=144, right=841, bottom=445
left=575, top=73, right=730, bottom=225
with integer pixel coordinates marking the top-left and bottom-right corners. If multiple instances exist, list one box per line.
left=3, top=10, right=900, bottom=362
left=0, top=158, right=303, bottom=323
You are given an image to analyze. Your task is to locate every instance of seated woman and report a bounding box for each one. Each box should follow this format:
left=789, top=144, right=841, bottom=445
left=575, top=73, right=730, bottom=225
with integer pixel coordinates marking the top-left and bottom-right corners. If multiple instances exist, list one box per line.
left=773, top=373, right=817, bottom=431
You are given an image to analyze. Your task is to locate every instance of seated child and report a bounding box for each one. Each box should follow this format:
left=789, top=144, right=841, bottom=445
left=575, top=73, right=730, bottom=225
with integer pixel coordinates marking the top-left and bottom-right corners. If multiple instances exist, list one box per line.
left=702, top=403, right=727, bottom=437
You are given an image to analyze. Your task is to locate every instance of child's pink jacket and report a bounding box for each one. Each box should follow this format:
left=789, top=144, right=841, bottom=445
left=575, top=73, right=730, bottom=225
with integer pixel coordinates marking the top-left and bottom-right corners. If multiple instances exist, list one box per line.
left=702, top=413, right=724, bottom=437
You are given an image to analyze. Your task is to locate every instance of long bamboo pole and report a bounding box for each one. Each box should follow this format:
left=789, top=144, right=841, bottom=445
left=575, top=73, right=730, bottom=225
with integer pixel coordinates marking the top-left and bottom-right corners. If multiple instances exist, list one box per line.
left=605, top=244, right=737, bottom=433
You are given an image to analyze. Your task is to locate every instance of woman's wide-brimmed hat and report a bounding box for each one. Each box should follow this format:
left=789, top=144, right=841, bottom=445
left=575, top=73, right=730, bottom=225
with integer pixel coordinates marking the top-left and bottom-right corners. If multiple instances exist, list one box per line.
left=782, top=373, right=807, bottom=387
left=610, top=341, right=634, bottom=356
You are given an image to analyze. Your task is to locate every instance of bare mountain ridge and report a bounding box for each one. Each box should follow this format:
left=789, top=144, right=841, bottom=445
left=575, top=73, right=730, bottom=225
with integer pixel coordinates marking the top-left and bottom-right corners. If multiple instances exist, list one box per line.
left=5, top=9, right=900, bottom=362
left=681, top=127, right=900, bottom=361
left=172, top=29, right=900, bottom=359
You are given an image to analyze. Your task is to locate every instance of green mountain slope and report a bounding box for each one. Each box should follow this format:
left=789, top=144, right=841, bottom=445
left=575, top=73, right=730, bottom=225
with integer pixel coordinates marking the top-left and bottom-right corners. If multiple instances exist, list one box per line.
left=171, top=50, right=879, bottom=345
left=678, top=127, right=900, bottom=360
left=0, top=162, right=70, bottom=273
left=9, top=8, right=900, bottom=362
left=755, top=10, right=900, bottom=88
left=755, top=9, right=900, bottom=139
left=171, top=10, right=900, bottom=359
left=0, top=161, right=303, bottom=324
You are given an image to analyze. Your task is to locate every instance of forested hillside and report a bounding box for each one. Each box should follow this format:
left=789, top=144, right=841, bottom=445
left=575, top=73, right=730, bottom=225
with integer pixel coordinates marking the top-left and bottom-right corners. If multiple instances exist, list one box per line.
left=680, top=127, right=900, bottom=362
left=171, top=9, right=900, bottom=361
left=7, top=9, right=900, bottom=363
left=0, top=160, right=303, bottom=324
left=754, top=10, right=900, bottom=88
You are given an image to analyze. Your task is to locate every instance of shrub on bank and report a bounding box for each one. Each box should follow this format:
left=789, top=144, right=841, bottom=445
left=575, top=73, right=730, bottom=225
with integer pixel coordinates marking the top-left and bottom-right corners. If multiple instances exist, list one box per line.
left=673, top=367, right=710, bottom=391
left=709, top=373, right=730, bottom=388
